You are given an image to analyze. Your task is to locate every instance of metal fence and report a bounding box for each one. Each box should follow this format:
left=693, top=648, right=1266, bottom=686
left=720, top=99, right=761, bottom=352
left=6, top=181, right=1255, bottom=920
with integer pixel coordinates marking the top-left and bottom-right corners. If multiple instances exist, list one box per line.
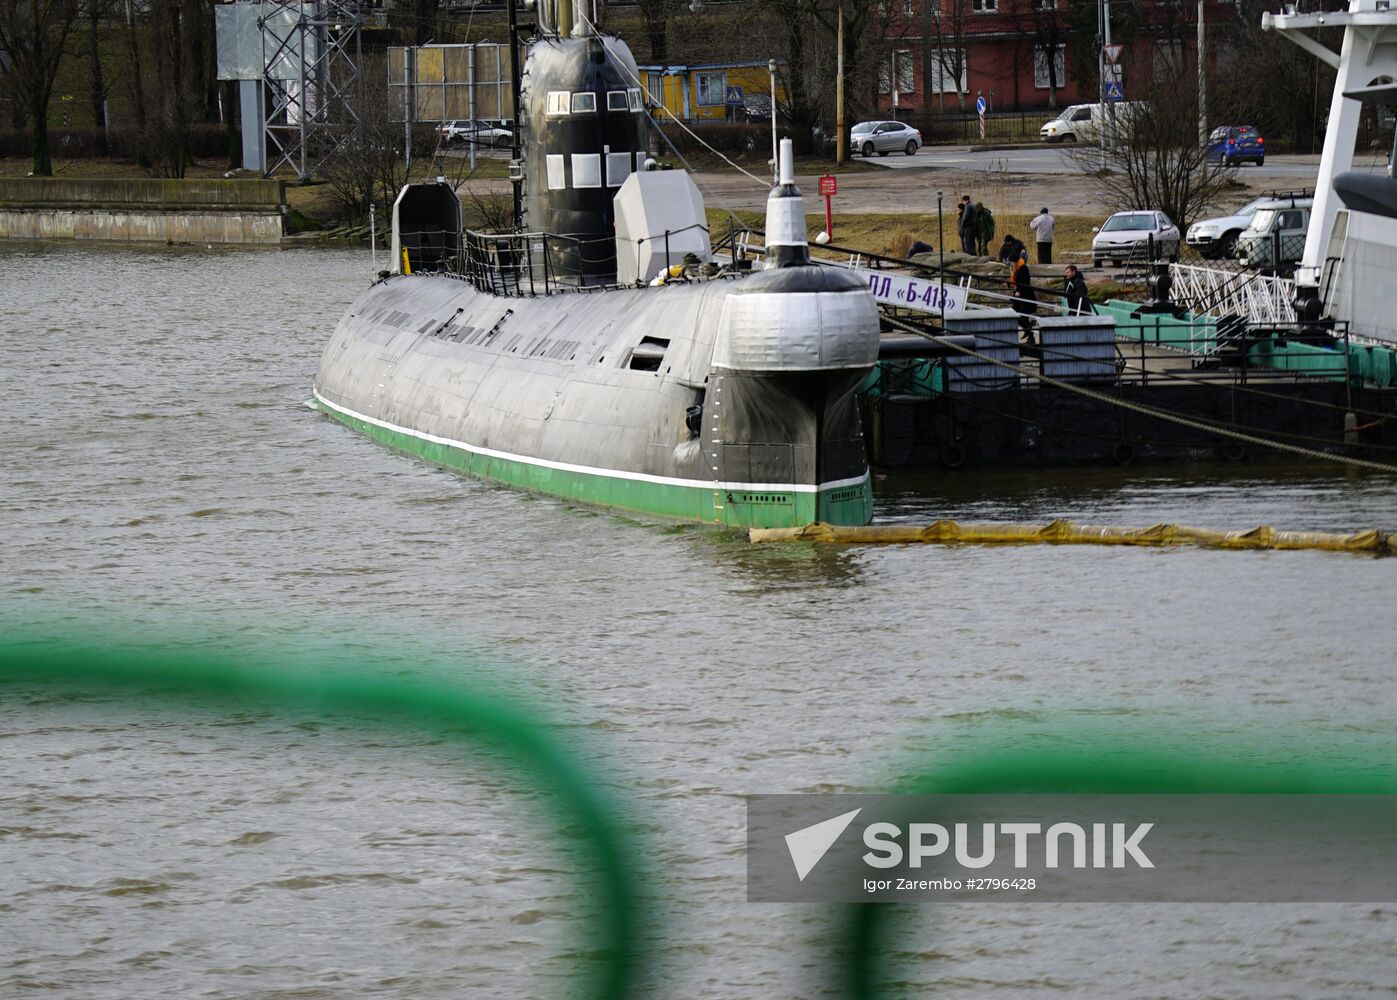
left=886, top=109, right=1055, bottom=145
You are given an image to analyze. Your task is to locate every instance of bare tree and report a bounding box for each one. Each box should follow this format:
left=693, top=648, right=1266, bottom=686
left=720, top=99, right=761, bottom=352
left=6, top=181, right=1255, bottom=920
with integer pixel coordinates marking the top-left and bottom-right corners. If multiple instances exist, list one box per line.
left=83, top=0, right=110, bottom=151
left=637, top=0, right=681, bottom=64
left=749, top=0, right=825, bottom=151
left=1211, top=0, right=1338, bottom=155
left=1067, top=73, right=1237, bottom=231
left=810, top=0, right=887, bottom=121
left=923, top=0, right=971, bottom=112
left=323, top=57, right=434, bottom=223
left=148, top=0, right=193, bottom=175
left=0, top=0, right=81, bottom=174
left=1003, top=0, right=1067, bottom=110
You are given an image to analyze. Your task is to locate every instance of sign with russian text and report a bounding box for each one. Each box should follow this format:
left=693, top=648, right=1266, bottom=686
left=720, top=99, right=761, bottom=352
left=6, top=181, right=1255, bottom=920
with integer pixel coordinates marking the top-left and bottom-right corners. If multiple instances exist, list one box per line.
left=857, top=269, right=965, bottom=314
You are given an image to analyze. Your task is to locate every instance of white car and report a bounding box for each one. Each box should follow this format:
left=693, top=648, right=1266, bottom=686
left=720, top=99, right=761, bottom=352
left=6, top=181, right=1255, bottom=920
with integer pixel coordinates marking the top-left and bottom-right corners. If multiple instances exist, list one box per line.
left=850, top=120, right=922, bottom=157
left=437, top=120, right=512, bottom=148
left=1185, top=197, right=1267, bottom=259
left=1092, top=210, right=1180, bottom=267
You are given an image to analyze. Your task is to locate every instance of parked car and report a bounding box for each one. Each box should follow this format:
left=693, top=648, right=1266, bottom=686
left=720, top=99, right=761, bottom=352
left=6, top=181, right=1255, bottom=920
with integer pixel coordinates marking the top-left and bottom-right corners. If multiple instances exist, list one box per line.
left=437, top=120, right=512, bottom=148
left=850, top=120, right=922, bottom=156
left=1091, top=210, right=1180, bottom=267
left=1185, top=196, right=1268, bottom=259
left=1234, top=195, right=1311, bottom=270
left=740, top=94, right=771, bottom=122
left=1205, top=124, right=1265, bottom=167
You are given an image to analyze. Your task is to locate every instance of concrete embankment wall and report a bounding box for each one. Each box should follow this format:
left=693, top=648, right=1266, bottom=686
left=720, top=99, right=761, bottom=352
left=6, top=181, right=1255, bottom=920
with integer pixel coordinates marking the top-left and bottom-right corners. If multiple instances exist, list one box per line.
left=0, top=178, right=286, bottom=244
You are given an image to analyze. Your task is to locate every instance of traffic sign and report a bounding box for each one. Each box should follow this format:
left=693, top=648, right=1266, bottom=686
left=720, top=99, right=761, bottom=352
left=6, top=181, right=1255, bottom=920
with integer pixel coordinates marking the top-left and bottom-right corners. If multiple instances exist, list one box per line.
left=818, top=175, right=837, bottom=196
left=1105, top=81, right=1124, bottom=102
left=1103, top=43, right=1124, bottom=64
left=725, top=85, right=744, bottom=106
left=976, top=95, right=987, bottom=115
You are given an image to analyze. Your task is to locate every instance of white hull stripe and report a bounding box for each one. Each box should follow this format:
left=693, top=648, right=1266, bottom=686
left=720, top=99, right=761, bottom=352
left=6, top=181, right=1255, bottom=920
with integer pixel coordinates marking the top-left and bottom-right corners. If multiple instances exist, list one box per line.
left=312, top=388, right=872, bottom=495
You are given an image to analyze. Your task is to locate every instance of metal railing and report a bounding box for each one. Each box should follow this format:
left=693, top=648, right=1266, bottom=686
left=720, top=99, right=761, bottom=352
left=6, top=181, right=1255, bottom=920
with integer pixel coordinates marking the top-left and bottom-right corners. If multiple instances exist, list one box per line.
left=870, top=320, right=1358, bottom=398
left=1168, top=262, right=1298, bottom=329
left=459, top=229, right=616, bottom=296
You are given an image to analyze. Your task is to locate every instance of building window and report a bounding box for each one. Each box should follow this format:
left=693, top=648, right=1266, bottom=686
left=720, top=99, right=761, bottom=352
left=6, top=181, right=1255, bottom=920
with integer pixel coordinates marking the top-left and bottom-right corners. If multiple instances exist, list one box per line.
left=901, top=0, right=914, bottom=14
left=546, top=91, right=571, bottom=116
left=895, top=50, right=915, bottom=96
left=930, top=49, right=967, bottom=93
left=878, top=58, right=891, bottom=94
left=1153, top=40, right=1184, bottom=82
left=971, top=0, right=996, bottom=10
left=607, top=90, right=629, bottom=112
left=1033, top=44, right=1066, bottom=89
left=572, top=92, right=597, bottom=113
left=1032, top=0, right=1056, bottom=8
left=645, top=72, right=663, bottom=105
left=695, top=72, right=726, bottom=106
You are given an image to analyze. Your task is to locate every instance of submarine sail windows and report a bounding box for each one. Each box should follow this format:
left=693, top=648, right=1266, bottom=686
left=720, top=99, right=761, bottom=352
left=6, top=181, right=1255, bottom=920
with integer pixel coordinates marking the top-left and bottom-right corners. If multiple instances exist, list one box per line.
left=571, top=92, right=597, bottom=114
left=607, top=90, right=629, bottom=112
left=628, top=88, right=644, bottom=112
left=572, top=153, right=602, bottom=189
left=546, top=91, right=571, bottom=116
left=546, top=154, right=566, bottom=190
left=606, top=152, right=632, bottom=187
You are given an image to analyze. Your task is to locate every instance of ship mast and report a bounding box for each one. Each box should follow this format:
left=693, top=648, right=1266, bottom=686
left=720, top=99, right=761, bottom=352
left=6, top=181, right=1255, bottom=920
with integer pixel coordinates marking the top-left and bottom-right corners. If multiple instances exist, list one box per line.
left=1264, top=0, right=1397, bottom=299
left=508, top=0, right=524, bottom=230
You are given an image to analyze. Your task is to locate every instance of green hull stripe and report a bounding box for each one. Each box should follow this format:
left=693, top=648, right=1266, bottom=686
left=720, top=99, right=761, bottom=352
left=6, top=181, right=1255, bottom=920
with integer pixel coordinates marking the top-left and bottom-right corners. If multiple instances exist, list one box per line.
left=313, top=397, right=873, bottom=528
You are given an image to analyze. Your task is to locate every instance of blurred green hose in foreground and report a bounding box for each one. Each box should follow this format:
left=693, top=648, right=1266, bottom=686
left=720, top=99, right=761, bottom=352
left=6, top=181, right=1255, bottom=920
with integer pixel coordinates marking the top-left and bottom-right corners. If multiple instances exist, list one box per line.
left=839, top=744, right=1397, bottom=1000
left=0, top=628, right=643, bottom=1000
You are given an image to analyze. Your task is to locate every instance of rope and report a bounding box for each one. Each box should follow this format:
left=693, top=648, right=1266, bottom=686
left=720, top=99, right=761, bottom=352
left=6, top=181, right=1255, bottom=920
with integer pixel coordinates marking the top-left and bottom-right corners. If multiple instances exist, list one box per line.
left=587, top=22, right=770, bottom=190
left=883, top=314, right=1397, bottom=475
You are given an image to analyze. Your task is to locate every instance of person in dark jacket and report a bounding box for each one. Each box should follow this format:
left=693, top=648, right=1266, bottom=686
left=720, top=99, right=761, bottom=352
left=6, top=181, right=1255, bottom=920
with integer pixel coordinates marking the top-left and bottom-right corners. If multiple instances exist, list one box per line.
left=976, top=202, right=995, bottom=256
left=997, top=233, right=1026, bottom=264
left=958, top=195, right=979, bottom=254
left=1011, top=251, right=1037, bottom=344
left=1063, top=264, right=1093, bottom=314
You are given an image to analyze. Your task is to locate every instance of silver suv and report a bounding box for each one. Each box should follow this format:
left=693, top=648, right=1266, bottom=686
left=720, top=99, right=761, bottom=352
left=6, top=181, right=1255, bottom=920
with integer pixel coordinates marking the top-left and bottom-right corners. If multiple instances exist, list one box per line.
left=1234, top=196, right=1311, bottom=271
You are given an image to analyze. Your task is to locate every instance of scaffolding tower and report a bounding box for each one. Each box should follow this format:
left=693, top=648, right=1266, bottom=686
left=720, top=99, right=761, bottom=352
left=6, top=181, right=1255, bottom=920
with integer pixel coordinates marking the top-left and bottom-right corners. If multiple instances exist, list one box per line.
left=216, top=0, right=364, bottom=179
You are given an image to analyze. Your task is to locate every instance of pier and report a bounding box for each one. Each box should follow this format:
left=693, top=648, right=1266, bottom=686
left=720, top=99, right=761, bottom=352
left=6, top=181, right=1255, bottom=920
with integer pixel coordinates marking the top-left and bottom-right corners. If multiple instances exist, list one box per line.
left=0, top=178, right=285, bottom=245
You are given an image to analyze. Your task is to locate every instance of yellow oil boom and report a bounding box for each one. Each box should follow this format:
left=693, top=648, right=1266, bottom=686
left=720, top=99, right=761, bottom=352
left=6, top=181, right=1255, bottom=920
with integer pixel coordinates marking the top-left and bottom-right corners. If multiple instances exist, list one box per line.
left=749, top=520, right=1393, bottom=555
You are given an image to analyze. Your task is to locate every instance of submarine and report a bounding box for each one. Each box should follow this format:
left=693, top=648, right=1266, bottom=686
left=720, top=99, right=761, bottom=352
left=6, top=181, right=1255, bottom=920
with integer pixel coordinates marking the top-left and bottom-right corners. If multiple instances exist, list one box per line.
left=311, top=0, right=881, bottom=528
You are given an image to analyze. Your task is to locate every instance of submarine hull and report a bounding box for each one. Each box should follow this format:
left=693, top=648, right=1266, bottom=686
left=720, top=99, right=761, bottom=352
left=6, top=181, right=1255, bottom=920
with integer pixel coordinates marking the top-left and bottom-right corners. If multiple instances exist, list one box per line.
left=312, top=274, right=875, bottom=528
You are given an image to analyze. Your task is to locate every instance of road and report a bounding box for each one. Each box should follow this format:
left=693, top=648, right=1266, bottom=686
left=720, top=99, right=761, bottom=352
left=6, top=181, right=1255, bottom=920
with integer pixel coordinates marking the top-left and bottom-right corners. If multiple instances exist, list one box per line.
left=863, top=144, right=1385, bottom=181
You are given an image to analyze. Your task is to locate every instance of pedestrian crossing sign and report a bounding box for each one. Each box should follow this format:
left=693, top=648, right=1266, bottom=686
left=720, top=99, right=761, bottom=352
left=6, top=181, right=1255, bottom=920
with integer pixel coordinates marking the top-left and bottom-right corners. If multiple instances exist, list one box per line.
left=1105, top=81, right=1124, bottom=101
left=725, top=86, right=744, bottom=106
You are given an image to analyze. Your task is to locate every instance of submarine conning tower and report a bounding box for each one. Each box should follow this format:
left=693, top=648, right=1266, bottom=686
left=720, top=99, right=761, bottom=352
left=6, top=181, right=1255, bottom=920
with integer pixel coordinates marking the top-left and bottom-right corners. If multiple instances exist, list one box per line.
left=519, top=7, right=648, bottom=285
left=703, top=139, right=881, bottom=521
left=713, top=139, right=880, bottom=374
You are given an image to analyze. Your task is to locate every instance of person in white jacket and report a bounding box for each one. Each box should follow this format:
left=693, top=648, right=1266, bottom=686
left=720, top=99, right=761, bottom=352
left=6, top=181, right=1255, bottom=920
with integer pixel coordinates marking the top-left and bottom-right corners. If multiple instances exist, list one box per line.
left=1028, top=207, right=1055, bottom=265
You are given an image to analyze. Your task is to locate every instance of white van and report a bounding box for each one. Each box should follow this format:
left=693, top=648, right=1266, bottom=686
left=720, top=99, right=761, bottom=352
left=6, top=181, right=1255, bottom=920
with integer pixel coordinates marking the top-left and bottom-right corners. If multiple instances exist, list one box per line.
left=1039, top=102, right=1142, bottom=143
